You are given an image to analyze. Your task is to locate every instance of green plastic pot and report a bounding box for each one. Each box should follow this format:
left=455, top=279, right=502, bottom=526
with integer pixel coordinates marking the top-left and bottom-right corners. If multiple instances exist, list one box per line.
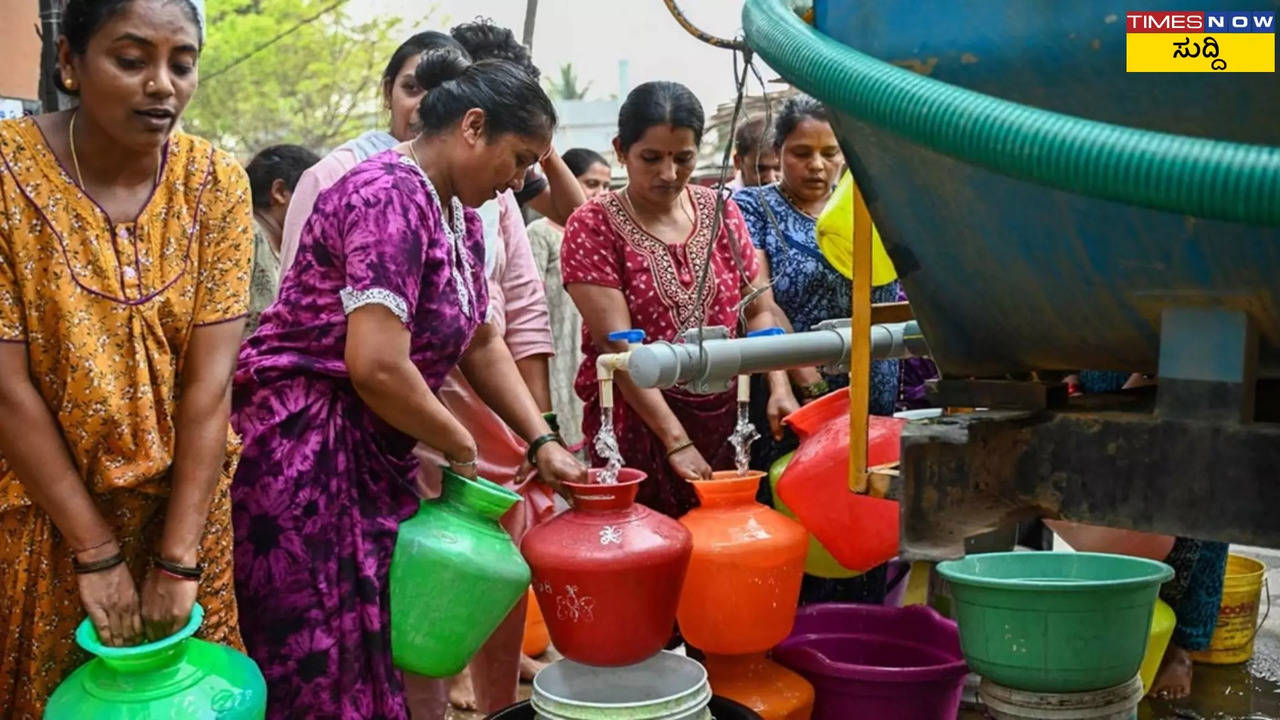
left=768, top=451, right=860, bottom=579
left=390, top=469, right=530, bottom=677
left=936, top=552, right=1173, bottom=693
left=45, top=603, right=266, bottom=719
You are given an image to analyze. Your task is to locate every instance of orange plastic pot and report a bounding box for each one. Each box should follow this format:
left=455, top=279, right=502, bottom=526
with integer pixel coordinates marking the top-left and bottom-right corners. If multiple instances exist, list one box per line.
left=775, top=390, right=906, bottom=572
left=521, top=588, right=549, bottom=658
left=704, top=652, right=814, bottom=720
left=678, top=471, right=807, bottom=654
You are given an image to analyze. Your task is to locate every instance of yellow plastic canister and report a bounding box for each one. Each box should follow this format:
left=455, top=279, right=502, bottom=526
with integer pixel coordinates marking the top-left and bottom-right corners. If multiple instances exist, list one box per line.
left=1139, top=599, right=1176, bottom=694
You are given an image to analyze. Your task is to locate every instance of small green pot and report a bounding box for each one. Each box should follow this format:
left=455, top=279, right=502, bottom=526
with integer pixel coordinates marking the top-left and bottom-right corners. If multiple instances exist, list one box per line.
left=389, top=469, right=530, bottom=677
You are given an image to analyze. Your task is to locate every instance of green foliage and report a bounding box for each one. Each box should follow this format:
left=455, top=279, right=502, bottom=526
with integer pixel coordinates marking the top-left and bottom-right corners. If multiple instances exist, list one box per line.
left=184, top=0, right=423, bottom=158
left=543, top=62, right=591, bottom=101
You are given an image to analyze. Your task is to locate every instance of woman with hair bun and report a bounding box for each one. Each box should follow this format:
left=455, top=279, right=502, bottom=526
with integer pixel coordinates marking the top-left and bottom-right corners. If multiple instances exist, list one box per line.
left=277, top=30, right=467, bottom=275
left=231, top=49, right=586, bottom=719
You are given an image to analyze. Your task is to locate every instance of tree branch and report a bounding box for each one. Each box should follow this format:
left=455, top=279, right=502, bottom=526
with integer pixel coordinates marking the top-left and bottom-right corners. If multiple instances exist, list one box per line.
left=203, top=0, right=350, bottom=83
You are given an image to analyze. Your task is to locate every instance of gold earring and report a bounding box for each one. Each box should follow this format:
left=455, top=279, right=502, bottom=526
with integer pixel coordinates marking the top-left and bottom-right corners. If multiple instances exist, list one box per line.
left=64, top=76, right=76, bottom=91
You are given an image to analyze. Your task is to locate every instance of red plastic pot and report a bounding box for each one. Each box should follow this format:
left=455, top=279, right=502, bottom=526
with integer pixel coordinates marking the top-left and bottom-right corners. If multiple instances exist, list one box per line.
left=775, top=390, right=906, bottom=572
left=521, top=469, right=692, bottom=666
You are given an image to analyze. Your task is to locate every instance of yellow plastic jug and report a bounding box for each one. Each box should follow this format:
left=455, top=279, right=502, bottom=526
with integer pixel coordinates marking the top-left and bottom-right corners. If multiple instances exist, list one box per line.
left=815, top=171, right=897, bottom=286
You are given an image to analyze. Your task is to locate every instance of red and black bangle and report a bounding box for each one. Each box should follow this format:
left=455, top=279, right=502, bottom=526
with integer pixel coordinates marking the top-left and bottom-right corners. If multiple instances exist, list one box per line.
left=154, top=556, right=203, bottom=581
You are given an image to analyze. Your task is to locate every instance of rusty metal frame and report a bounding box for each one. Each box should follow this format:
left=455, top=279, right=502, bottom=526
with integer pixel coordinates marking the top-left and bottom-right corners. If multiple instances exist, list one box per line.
left=895, top=388, right=1280, bottom=561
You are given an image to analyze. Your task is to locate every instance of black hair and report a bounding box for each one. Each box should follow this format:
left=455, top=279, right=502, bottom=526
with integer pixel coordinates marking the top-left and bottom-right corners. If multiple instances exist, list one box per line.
left=616, top=81, right=705, bottom=152
left=381, top=31, right=467, bottom=101
left=734, top=115, right=772, bottom=157
left=246, top=144, right=321, bottom=210
left=773, top=95, right=830, bottom=149
left=562, top=148, right=609, bottom=178
left=450, top=19, right=539, bottom=79
left=57, top=0, right=202, bottom=93
left=414, top=49, right=557, bottom=141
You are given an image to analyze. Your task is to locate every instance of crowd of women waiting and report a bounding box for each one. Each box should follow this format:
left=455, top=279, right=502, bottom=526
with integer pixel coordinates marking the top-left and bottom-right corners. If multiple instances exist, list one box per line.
left=0, top=0, right=1223, bottom=717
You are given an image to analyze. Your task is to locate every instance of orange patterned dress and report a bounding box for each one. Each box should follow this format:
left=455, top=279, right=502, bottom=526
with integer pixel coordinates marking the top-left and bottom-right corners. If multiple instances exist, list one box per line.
left=0, top=116, right=251, bottom=718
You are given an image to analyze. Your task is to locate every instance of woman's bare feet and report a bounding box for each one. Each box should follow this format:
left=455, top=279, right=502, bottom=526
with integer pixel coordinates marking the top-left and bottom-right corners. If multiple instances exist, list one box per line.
left=449, top=668, right=477, bottom=711
left=519, top=653, right=549, bottom=682
left=1149, top=644, right=1194, bottom=700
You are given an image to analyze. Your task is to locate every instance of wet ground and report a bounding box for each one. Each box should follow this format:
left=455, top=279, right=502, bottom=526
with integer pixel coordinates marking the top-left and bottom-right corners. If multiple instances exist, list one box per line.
left=959, top=546, right=1280, bottom=720
left=1140, top=546, right=1280, bottom=720
left=453, top=547, right=1280, bottom=720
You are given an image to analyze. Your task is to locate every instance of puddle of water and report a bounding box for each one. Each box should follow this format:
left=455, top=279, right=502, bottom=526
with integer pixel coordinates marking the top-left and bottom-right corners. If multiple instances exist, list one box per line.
left=1140, top=601, right=1280, bottom=720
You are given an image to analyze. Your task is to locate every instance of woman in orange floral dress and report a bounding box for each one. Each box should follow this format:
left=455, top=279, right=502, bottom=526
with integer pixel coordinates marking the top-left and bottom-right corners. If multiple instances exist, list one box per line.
left=0, top=0, right=249, bottom=715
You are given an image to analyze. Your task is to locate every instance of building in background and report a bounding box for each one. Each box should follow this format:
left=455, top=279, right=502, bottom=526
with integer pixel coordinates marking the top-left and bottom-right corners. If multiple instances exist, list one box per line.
left=1, top=0, right=42, bottom=118
left=553, top=100, right=619, bottom=153
left=550, top=59, right=626, bottom=184
left=690, top=85, right=798, bottom=186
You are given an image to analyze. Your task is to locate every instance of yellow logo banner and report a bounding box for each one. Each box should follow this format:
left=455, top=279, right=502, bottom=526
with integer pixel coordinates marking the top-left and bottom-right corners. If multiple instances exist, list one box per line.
left=1127, top=33, right=1275, bottom=72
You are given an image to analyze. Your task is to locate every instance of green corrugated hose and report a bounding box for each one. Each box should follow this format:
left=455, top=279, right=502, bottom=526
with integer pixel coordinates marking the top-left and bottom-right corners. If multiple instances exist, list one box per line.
left=742, top=0, right=1280, bottom=226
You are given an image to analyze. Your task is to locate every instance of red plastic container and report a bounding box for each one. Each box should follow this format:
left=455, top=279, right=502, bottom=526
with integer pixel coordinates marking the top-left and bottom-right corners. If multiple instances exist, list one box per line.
left=520, top=469, right=692, bottom=666
left=773, top=603, right=967, bottom=720
left=775, top=391, right=905, bottom=572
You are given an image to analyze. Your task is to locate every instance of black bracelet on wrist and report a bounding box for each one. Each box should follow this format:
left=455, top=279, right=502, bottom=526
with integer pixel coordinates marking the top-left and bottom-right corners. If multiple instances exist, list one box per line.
left=154, top=556, right=203, bottom=580
left=526, top=432, right=565, bottom=466
left=73, top=553, right=126, bottom=575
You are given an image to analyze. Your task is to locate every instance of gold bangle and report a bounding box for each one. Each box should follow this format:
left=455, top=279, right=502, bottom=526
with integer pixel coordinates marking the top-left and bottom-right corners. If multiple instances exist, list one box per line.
left=666, top=440, right=695, bottom=457
left=447, top=453, right=478, bottom=468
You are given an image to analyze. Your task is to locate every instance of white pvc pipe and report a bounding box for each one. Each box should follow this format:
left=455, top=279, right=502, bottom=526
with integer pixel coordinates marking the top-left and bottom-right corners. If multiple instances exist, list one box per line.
left=627, top=322, right=927, bottom=391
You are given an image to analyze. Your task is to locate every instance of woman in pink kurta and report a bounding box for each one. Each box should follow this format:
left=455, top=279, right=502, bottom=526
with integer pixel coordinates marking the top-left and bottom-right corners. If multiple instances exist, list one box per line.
left=418, top=191, right=559, bottom=539
left=278, top=31, right=465, bottom=276
left=411, top=190, right=561, bottom=716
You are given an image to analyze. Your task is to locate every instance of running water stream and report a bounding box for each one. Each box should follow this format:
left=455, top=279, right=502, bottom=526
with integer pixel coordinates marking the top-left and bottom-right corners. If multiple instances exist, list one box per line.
left=595, top=404, right=624, bottom=484
left=727, top=375, right=761, bottom=475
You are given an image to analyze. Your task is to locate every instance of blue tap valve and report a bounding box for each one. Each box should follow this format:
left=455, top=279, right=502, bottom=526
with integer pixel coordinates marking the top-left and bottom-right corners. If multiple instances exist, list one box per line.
left=608, top=329, right=647, bottom=344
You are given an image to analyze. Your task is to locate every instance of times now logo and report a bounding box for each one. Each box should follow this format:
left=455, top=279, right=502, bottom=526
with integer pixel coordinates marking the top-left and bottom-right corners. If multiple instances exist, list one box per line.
left=1126, top=11, right=1277, bottom=31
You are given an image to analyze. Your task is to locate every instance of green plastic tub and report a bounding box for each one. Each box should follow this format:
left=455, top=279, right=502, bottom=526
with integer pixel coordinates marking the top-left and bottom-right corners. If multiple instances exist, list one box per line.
left=935, top=552, right=1173, bottom=693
